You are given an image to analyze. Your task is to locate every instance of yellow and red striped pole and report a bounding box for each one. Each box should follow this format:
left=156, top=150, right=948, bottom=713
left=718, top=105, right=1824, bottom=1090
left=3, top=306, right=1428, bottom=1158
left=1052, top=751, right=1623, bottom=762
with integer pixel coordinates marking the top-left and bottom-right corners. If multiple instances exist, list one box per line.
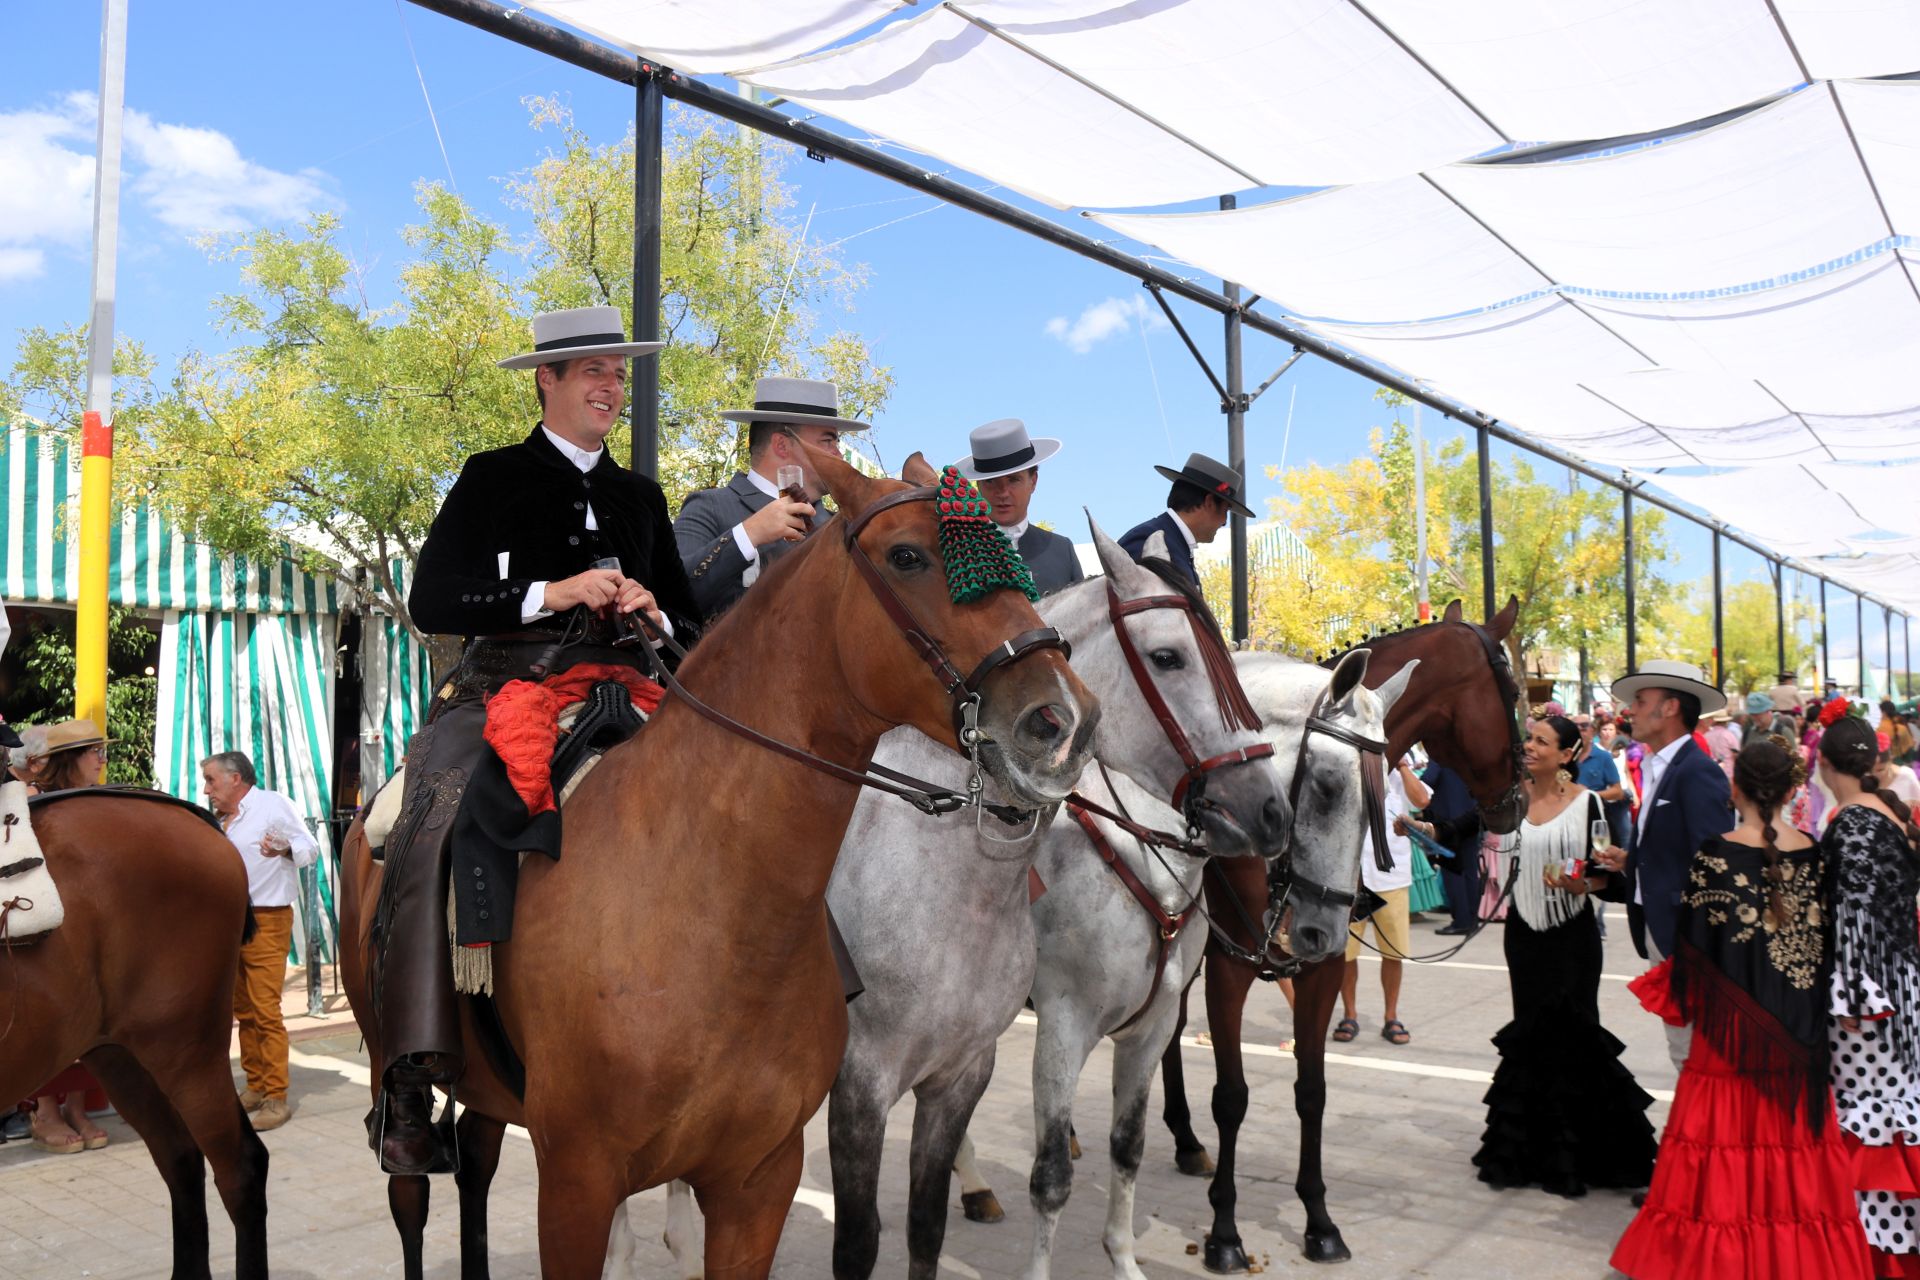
left=75, top=413, right=113, bottom=748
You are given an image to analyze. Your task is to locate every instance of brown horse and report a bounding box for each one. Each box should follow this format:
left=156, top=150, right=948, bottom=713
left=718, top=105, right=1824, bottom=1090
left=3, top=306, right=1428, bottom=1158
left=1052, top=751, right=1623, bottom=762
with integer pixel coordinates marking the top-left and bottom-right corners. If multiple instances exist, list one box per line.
left=0, top=790, right=269, bottom=1279
left=1161, top=596, right=1525, bottom=1271
left=340, top=446, right=1100, bottom=1279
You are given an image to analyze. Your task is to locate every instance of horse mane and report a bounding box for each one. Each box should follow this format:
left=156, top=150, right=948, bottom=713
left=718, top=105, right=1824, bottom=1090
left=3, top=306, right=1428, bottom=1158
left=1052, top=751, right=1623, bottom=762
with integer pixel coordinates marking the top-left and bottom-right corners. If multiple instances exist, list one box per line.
left=1130, top=555, right=1262, bottom=735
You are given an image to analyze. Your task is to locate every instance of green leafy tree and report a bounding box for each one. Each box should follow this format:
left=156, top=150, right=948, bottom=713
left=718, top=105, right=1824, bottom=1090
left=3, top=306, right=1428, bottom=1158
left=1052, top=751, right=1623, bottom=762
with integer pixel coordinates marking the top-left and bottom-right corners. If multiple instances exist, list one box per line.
left=1644, top=577, right=1816, bottom=697
left=2, top=607, right=158, bottom=787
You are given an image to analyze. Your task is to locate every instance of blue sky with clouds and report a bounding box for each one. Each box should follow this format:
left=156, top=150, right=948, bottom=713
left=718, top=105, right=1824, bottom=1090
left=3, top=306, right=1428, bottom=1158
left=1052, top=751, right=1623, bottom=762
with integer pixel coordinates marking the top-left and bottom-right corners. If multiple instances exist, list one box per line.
left=7, top=1, right=1875, bottom=662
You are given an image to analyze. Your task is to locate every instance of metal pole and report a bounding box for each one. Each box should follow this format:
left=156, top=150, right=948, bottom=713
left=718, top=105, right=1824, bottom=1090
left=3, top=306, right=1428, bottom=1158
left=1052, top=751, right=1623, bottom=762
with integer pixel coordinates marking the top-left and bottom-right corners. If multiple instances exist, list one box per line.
left=1906, top=613, right=1913, bottom=701
left=1711, top=531, right=1723, bottom=688
left=631, top=68, right=663, bottom=478
left=1857, top=590, right=1866, bottom=697
left=1776, top=560, right=1787, bottom=681
left=1624, top=490, right=1637, bottom=675
left=1821, top=577, right=1830, bottom=692
left=1476, top=423, right=1495, bottom=623
left=1220, top=195, right=1248, bottom=643
left=1413, top=402, right=1430, bottom=623
left=1886, top=605, right=1894, bottom=704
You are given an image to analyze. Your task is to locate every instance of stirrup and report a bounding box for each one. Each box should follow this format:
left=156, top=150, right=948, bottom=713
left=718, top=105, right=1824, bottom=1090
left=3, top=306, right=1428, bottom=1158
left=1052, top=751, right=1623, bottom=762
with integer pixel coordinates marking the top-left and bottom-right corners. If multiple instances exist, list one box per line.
left=373, top=1084, right=461, bottom=1176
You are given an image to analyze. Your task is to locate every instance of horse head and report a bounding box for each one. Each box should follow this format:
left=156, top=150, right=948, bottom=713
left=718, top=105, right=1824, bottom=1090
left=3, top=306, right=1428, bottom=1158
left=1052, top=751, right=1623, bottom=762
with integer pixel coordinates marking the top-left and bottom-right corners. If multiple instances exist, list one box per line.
left=1044, top=520, right=1290, bottom=856
left=1247, top=650, right=1418, bottom=964
left=807, top=443, right=1100, bottom=807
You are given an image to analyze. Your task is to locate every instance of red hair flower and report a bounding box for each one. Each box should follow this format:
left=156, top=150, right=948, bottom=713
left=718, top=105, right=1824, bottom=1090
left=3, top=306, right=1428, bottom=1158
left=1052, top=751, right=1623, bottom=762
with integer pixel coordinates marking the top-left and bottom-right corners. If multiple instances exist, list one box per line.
left=1818, top=695, right=1852, bottom=728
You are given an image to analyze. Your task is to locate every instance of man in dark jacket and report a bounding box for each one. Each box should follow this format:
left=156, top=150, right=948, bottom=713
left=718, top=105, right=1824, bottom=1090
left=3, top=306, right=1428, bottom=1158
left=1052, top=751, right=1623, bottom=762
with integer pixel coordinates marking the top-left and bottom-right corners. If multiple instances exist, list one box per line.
left=953, top=418, right=1084, bottom=596
left=1417, top=761, right=1483, bottom=936
left=672, top=376, right=863, bottom=622
left=375, top=305, right=700, bottom=1175
left=1117, top=452, right=1252, bottom=587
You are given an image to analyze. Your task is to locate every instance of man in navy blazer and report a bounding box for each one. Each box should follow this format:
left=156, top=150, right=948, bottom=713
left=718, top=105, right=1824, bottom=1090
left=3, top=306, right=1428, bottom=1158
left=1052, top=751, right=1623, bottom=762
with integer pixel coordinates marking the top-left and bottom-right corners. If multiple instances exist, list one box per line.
left=1595, top=659, right=1734, bottom=1069
left=1117, top=452, right=1252, bottom=587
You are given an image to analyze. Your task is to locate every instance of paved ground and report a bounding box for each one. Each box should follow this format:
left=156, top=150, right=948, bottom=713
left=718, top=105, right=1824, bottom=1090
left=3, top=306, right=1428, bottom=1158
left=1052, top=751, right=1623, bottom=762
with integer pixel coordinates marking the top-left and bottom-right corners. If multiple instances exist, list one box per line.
left=0, top=907, right=1671, bottom=1278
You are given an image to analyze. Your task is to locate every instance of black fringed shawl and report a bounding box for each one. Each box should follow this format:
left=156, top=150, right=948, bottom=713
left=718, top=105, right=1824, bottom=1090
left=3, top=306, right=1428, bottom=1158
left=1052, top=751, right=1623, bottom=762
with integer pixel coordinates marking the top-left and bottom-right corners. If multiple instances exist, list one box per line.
left=1670, top=835, right=1832, bottom=1129
left=1825, top=804, right=1920, bottom=1083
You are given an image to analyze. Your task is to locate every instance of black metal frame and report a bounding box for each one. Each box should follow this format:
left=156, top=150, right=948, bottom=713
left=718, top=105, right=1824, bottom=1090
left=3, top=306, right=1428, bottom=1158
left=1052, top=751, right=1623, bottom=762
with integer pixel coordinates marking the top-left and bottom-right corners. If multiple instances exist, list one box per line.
left=404, top=0, right=1911, bottom=670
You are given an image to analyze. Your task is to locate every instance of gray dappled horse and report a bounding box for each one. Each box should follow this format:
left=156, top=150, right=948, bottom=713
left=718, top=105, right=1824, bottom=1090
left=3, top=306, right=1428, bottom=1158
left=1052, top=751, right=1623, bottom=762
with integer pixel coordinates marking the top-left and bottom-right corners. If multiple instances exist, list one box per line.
left=612, top=524, right=1291, bottom=1279
left=1018, top=649, right=1413, bottom=1279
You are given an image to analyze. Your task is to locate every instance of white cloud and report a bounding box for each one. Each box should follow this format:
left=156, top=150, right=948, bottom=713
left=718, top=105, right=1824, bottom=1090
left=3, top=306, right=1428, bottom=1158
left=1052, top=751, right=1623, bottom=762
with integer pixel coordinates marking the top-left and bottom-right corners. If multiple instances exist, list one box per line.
left=1043, top=294, right=1168, bottom=355
left=0, top=91, right=333, bottom=270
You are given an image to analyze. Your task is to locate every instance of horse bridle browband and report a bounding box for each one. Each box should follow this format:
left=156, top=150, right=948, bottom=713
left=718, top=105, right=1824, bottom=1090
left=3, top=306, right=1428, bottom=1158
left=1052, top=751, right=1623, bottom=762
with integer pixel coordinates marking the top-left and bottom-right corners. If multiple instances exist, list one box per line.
left=1269, top=682, right=1393, bottom=914
left=624, top=483, right=1068, bottom=820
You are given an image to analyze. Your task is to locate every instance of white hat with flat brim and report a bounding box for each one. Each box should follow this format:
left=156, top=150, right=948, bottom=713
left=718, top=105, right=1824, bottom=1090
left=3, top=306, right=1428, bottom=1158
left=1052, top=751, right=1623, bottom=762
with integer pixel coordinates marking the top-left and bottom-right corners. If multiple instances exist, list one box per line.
left=951, top=418, right=1063, bottom=481
left=1610, top=659, right=1729, bottom=716
left=717, top=376, right=870, bottom=433
left=498, top=306, right=665, bottom=370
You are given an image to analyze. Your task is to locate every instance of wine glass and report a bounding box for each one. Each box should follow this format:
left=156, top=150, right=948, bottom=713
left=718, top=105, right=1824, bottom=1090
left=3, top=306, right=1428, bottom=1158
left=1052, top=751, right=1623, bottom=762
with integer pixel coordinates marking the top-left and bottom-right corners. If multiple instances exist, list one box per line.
left=775, top=464, right=807, bottom=503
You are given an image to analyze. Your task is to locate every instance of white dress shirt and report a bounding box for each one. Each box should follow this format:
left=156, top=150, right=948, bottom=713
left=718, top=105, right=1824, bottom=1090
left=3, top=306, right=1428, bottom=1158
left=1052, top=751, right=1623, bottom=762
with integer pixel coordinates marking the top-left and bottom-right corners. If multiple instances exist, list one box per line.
left=1363, top=763, right=1415, bottom=893
left=731, top=468, right=786, bottom=576
left=519, top=427, right=671, bottom=642
left=998, top=517, right=1031, bottom=544
left=220, top=786, right=320, bottom=908
left=1633, top=734, right=1689, bottom=904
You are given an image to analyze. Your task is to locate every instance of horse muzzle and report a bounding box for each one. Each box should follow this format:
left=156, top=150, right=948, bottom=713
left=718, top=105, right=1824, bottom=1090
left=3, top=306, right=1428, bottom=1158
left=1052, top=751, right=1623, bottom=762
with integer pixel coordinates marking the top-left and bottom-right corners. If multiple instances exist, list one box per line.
left=977, top=679, right=1101, bottom=806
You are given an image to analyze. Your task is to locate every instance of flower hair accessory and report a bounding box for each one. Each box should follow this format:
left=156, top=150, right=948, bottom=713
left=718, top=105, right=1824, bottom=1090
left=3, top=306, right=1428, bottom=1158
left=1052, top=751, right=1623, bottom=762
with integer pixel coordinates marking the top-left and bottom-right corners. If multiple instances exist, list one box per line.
left=935, top=465, right=1038, bottom=605
left=1818, top=694, right=1852, bottom=728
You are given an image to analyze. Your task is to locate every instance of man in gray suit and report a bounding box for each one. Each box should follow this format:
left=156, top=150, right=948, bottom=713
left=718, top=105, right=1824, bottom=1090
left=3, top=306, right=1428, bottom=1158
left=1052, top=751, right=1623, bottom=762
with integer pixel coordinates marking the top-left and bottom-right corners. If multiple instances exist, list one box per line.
left=954, top=419, right=1084, bottom=597
left=674, top=376, right=869, bottom=621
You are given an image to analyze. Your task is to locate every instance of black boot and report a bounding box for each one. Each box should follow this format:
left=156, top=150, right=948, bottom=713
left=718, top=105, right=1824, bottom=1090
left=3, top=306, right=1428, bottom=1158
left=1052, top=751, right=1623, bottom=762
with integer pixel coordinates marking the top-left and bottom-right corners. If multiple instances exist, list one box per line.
left=378, top=1063, right=459, bottom=1175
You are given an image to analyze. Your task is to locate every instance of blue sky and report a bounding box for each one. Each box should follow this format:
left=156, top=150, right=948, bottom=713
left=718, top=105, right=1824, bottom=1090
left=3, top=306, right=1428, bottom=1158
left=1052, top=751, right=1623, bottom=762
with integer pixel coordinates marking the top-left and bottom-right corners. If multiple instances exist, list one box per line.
left=5, top=1, right=1886, bottom=665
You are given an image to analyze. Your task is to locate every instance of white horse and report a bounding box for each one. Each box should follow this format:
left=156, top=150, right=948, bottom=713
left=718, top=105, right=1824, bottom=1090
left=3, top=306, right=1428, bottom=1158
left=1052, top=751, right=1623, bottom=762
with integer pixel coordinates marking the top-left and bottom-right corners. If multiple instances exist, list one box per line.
left=1019, top=648, right=1414, bottom=1280
left=612, top=525, right=1291, bottom=1279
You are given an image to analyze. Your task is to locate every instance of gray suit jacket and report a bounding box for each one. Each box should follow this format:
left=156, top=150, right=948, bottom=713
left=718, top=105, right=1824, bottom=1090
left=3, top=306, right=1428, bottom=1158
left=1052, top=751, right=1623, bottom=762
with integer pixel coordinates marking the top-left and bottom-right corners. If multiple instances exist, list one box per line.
left=1017, top=525, right=1085, bottom=597
left=674, top=472, right=829, bottom=622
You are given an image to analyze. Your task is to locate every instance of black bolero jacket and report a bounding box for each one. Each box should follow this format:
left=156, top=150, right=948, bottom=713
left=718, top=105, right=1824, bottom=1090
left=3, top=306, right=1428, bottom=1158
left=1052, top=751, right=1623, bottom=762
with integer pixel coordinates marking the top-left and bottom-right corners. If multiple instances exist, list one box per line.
left=409, top=426, right=702, bottom=643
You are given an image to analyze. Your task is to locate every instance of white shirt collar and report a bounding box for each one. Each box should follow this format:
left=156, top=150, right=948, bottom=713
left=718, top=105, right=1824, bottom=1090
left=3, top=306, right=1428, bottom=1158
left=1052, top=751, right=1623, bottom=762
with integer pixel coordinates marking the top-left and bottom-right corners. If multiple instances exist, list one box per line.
left=998, top=517, right=1031, bottom=544
left=541, top=425, right=603, bottom=473
left=1165, top=508, right=1199, bottom=552
left=745, top=468, right=782, bottom=500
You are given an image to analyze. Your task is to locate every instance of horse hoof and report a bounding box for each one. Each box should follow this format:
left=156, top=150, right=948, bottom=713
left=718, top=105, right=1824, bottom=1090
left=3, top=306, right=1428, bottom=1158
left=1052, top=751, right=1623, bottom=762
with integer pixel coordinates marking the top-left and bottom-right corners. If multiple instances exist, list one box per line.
left=1303, top=1227, right=1352, bottom=1263
left=1175, top=1146, right=1216, bottom=1177
left=961, top=1190, right=1005, bottom=1224
left=1202, top=1234, right=1250, bottom=1274
left=1070, top=1133, right=1083, bottom=1161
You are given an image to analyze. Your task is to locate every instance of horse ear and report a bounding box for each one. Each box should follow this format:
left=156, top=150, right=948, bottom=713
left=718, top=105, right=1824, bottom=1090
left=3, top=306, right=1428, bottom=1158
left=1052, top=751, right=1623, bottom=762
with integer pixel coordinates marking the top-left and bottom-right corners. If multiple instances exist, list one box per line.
left=1375, top=658, right=1419, bottom=718
left=900, top=451, right=938, bottom=486
left=804, top=441, right=882, bottom=521
left=1142, top=530, right=1172, bottom=562
left=1489, top=594, right=1519, bottom=640
left=1089, top=516, right=1149, bottom=592
left=1442, top=599, right=1463, bottom=623
left=1328, top=648, right=1370, bottom=708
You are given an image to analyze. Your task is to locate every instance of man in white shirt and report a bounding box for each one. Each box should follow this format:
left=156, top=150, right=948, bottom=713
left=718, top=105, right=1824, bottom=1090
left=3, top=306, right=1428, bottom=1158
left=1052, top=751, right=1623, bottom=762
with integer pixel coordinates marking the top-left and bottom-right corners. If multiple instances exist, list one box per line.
left=1335, top=756, right=1430, bottom=1046
left=203, top=750, right=318, bottom=1133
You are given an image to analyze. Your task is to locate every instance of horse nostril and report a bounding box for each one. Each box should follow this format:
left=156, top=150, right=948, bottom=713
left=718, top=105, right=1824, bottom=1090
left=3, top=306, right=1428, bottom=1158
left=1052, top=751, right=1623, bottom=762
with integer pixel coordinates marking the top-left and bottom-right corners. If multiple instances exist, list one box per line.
left=1022, top=704, right=1066, bottom=744
left=1260, top=796, right=1287, bottom=842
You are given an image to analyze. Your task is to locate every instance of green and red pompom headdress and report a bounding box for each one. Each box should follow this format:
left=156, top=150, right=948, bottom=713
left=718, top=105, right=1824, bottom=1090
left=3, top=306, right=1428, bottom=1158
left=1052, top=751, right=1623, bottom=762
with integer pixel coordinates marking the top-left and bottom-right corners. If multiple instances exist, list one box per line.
left=936, top=465, right=1038, bottom=604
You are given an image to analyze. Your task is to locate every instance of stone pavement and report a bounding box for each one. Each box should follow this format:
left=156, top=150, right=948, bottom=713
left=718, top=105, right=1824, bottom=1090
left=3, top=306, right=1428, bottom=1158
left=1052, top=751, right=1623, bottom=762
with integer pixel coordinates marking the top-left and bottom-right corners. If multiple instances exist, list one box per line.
left=0, top=909, right=1673, bottom=1278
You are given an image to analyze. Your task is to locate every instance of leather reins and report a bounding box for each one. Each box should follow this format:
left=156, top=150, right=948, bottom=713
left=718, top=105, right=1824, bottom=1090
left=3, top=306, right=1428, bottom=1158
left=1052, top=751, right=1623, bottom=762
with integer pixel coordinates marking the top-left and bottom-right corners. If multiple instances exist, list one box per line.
left=622, top=484, right=1068, bottom=820
left=1069, top=798, right=1194, bottom=1034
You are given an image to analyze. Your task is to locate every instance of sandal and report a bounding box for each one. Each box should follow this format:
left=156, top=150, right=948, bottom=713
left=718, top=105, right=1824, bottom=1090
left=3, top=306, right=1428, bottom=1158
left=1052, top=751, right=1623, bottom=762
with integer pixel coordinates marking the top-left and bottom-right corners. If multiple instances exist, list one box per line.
left=29, top=1116, right=84, bottom=1155
left=1331, top=1017, right=1359, bottom=1043
left=1381, top=1019, right=1411, bottom=1046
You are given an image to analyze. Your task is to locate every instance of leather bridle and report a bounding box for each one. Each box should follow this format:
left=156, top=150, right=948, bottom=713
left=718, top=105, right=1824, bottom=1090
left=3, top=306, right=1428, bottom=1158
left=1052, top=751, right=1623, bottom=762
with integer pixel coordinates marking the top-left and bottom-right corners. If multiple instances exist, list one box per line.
left=1268, top=682, right=1392, bottom=914
left=1464, top=620, right=1528, bottom=827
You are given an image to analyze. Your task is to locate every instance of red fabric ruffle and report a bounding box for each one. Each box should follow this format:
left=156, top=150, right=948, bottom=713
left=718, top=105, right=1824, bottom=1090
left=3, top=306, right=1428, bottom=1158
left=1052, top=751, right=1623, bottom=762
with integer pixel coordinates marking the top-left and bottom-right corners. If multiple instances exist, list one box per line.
left=1612, top=1031, right=1872, bottom=1280
left=1872, top=1246, right=1920, bottom=1279
left=1630, top=958, right=1687, bottom=1026
left=484, top=663, right=663, bottom=815
left=1846, top=1131, right=1920, bottom=1201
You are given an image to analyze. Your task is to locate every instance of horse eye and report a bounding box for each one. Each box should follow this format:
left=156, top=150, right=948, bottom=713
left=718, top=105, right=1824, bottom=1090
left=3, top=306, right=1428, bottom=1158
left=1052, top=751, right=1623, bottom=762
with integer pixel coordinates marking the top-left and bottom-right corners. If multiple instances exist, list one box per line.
left=887, top=546, right=925, bottom=571
left=1149, top=649, right=1185, bottom=671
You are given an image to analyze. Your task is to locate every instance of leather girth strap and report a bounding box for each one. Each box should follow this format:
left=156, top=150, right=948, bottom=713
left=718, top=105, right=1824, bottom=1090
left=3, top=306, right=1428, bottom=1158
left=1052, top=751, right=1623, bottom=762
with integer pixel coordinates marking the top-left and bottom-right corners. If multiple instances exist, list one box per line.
left=1069, top=800, right=1195, bottom=1036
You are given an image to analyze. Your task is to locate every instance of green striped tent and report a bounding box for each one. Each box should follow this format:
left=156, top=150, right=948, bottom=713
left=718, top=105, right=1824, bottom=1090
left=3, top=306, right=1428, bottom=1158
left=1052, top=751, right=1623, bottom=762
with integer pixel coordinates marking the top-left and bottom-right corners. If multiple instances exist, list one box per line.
left=358, top=559, right=433, bottom=791
left=1, top=425, right=436, bottom=963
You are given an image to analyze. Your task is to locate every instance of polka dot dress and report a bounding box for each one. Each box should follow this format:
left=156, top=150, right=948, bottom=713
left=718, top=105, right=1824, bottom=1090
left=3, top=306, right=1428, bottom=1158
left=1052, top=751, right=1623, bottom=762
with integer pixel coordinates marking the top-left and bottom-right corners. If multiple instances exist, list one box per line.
left=1831, top=1008, right=1920, bottom=1254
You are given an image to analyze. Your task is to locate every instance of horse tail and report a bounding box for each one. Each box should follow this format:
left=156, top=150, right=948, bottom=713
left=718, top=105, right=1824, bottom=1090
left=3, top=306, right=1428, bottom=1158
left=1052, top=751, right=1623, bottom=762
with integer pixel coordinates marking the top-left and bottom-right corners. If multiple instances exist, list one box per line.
left=242, top=904, right=258, bottom=947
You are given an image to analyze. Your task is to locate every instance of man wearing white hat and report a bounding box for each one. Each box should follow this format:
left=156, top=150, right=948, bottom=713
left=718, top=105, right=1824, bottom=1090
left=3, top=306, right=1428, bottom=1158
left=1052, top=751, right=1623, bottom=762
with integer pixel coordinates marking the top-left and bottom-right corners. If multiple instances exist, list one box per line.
left=1592, top=658, right=1733, bottom=1071
left=377, top=306, right=701, bottom=1175
left=952, top=419, right=1083, bottom=597
left=673, top=376, right=862, bottom=621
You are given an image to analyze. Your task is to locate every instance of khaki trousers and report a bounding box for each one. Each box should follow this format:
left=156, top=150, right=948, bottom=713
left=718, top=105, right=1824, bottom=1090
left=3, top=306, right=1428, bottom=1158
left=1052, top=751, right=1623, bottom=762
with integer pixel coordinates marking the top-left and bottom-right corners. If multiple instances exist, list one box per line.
left=235, top=906, right=294, bottom=1099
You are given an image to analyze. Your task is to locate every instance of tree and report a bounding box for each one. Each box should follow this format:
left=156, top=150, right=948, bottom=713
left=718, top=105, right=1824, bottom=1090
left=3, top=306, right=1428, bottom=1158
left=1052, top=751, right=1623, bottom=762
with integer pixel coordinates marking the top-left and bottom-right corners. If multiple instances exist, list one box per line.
left=1644, top=577, right=1816, bottom=697
left=2, top=101, right=893, bottom=642
left=2, top=607, right=158, bottom=787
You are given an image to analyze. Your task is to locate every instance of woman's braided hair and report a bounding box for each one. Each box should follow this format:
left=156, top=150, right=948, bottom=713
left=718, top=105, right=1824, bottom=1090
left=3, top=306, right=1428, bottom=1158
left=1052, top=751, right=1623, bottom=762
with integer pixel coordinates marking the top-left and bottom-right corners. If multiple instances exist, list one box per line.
left=1733, top=736, right=1804, bottom=925
left=1821, top=715, right=1920, bottom=859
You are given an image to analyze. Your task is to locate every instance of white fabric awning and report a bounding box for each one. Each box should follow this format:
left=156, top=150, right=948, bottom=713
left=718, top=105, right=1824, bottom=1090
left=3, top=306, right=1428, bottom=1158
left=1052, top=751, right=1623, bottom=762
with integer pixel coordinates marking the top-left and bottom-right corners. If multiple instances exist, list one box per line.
left=521, top=0, right=906, bottom=74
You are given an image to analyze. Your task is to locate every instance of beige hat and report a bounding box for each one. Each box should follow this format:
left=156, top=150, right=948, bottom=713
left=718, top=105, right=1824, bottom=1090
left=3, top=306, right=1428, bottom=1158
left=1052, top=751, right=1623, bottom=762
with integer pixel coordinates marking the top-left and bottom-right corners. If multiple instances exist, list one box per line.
left=1610, top=659, right=1728, bottom=716
left=497, top=306, right=664, bottom=370
left=41, top=719, right=111, bottom=755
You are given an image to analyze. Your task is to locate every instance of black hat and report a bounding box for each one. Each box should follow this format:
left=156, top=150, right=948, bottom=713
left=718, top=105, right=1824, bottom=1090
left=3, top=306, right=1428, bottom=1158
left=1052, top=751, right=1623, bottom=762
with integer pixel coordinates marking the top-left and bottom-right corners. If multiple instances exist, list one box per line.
left=1154, top=452, right=1254, bottom=518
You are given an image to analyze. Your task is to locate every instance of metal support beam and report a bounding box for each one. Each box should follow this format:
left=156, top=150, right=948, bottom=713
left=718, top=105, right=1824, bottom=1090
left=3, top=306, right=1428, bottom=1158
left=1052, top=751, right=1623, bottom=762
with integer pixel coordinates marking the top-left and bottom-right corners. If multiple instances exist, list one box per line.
left=1907, top=613, right=1913, bottom=700
left=1222, top=195, right=1248, bottom=644
left=1144, top=282, right=1228, bottom=407
left=1476, top=424, right=1496, bottom=624
left=1711, top=531, right=1723, bottom=687
left=1247, top=348, right=1303, bottom=406
left=631, top=69, right=663, bottom=477
left=1887, top=606, right=1895, bottom=704
left=1821, top=577, right=1831, bottom=691
left=1624, top=489, right=1637, bottom=675
left=1857, top=590, right=1866, bottom=696
left=1775, top=560, right=1787, bottom=679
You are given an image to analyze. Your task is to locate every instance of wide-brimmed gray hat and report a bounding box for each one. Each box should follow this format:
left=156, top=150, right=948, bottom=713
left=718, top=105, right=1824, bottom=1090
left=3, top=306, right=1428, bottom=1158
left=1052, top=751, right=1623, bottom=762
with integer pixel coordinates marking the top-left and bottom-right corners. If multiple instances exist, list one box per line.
left=1610, top=660, right=1728, bottom=716
left=1154, top=451, right=1254, bottom=518
left=497, top=305, right=665, bottom=370
left=952, top=418, right=1062, bottom=481
left=717, top=376, right=870, bottom=433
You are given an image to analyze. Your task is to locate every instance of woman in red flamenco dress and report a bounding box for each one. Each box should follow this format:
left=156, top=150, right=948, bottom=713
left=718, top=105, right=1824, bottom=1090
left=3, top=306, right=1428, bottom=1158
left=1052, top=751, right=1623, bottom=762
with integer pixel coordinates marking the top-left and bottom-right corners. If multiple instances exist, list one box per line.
left=1612, top=737, right=1872, bottom=1280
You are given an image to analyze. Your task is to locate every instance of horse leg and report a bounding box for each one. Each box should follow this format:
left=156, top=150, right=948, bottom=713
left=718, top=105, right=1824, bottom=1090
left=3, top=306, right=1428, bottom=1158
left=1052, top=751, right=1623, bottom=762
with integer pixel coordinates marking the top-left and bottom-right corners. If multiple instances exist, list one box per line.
left=1291, top=958, right=1351, bottom=1263
left=1101, top=1029, right=1165, bottom=1280
left=387, top=1177, right=431, bottom=1280
left=952, top=1132, right=1005, bottom=1223
left=1025, top=1010, right=1100, bottom=1280
left=906, top=1051, right=996, bottom=1280
left=455, top=1109, right=507, bottom=1280
left=82, top=1044, right=214, bottom=1280
left=1200, top=961, right=1257, bottom=1274
left=828, top=1065, right=892, bottom=1280
left=532, top=1141, right=627, bottom=1280
left=699, top=1130, right=807, bottom=1280
left=1159, top=981, right=1214, bottom=1176
left=665, top=1180, right=706, bottom=1280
